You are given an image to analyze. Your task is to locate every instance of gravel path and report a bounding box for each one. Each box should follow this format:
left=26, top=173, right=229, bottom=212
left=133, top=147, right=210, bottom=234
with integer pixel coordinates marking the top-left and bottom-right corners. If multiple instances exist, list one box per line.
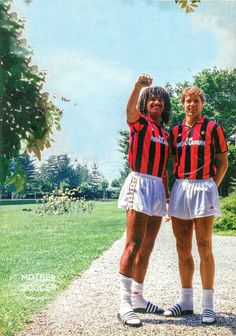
left=18, top=220, right=236, bottom=336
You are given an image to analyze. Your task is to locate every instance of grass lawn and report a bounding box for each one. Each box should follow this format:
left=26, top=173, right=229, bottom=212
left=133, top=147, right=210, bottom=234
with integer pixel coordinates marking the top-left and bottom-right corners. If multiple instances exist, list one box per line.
left=0, top=201, right=126, bottom=336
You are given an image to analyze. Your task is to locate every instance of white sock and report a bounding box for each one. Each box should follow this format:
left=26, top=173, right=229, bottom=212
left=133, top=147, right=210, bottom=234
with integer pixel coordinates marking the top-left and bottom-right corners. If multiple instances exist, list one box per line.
left=119, top=274, right=133, bottom=315
left=131, top=280, right=148, bottom=309
left=178, top=288, right=193, bottom=311
left=202, top=288, right=214, bottom=311
left=202, top=289, right=215, bottom=323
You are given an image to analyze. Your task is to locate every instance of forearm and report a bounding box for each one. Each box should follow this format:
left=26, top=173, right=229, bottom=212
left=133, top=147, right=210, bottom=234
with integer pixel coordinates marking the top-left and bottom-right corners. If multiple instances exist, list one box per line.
left=213, top=152, right=229, bottom=187
left=126, top=74, right=153, bottom=123
left=214, top=162, right=228, bottom=187
left=126, top=83, right=142, bottom=123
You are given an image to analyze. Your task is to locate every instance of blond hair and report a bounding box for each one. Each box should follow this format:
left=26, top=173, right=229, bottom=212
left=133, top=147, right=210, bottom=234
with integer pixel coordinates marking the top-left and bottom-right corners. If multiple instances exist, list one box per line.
left=181, top=86, right=205, bottom=104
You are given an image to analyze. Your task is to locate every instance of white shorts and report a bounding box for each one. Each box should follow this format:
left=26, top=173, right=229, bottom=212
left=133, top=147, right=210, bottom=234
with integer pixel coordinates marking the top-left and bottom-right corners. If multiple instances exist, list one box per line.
left=168, top=178, right=221, bottom=220
left=118, top=171, right=166, bottom=217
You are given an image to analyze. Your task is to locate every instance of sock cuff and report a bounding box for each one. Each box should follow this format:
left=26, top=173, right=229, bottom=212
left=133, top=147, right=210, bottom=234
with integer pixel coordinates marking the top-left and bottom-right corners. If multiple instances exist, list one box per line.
left=181, top=288, right=193, bottom=295
left=202, top=288, right=214, bottom=297
left=119, top=273, right=133, bottom=284
left=132, top=280, right=143, bottom=293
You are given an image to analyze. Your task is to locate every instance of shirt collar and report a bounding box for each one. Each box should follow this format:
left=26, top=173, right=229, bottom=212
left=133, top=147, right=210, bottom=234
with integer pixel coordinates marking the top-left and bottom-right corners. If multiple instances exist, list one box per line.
left=183, top=115, right=205, bottom=127
left=147, top=115, right=161, bottom=126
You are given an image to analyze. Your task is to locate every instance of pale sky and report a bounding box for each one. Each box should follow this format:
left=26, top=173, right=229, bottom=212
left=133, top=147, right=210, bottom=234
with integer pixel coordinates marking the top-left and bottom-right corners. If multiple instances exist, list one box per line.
left=11, top=0, right=236, bottom=182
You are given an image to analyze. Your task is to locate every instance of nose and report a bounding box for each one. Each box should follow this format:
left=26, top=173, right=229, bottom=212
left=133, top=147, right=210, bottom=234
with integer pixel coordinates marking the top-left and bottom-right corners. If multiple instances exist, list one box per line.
left=153, top=98, right=160, bottom=105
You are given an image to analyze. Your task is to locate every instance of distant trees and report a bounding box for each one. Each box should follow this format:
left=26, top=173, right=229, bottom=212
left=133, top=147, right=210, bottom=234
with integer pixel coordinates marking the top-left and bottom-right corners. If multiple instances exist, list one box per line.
left=0, top=154, right=110, bottom=199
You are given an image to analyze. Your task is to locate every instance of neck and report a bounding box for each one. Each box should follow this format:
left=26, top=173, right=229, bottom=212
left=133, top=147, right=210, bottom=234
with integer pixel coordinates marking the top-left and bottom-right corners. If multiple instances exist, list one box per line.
left=186, top=115, right=201, bottom=127
left=149, top=114, right=161, bottom=124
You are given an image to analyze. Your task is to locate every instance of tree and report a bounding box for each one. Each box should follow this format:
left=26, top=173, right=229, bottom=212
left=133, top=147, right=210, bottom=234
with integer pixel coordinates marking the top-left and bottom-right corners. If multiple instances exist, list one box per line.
left=100, top=179, right=109, bottom=199
left=39, top=154, right=76, bottom=190
left=91, top=162, right=102, bottom=192
left=194, top=68, right=236, bottom=136
left=175, top=0, right=201, bottom=13
left=117, top=130, right=130, bottom=185
left=0, top=1, right=62, bottom=191
left=78, top=182, right=93, bottom=199
left=74, top=163, right=92, bottom=186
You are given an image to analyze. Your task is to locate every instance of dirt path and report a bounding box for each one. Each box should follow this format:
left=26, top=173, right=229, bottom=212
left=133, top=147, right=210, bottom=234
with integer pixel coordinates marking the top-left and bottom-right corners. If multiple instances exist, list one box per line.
left=18, top=221, right=236, bottom=336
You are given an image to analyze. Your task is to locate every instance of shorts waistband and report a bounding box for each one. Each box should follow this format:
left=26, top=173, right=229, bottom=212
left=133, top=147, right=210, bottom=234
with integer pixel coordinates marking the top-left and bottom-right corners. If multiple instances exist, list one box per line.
left=176, top=178, right=213, bottom=183
left=131, top=171, right=162, bottom=181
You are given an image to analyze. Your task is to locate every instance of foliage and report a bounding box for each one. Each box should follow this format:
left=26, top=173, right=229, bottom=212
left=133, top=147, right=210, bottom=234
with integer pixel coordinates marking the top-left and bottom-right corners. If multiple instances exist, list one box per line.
left=36, top=188, right=95, bottom=216
left=219, top=144, right=236, bottom=197
left=100, top=178, right=109, bottom=199
left=0, top=154, right=110, bottom=199
left=91, top=162, right=102, bottom=190
left=0, top=1, right=62, bottom=191
left=194, top=68, right=236, bottom=136
left=175, top=0, right=201, bottom=13
left=214, top=192, right=236, bottom=233
left=114, top=130, right=130, bottom=188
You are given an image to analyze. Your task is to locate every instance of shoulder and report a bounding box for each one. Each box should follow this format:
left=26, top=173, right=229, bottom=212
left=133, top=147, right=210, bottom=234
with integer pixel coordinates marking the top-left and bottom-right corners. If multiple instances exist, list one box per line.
left=203, top=117, right=221, bottom=127
left=203, top=117, right=224, bottom=133
left=160, top=125, right=169, bottom=136
left=170, top=123, right=182, bottom=135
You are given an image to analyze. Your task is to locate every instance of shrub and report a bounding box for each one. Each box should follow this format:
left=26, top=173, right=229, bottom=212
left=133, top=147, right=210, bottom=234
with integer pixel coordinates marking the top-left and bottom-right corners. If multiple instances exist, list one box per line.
left=35, top=188, right=95, bottom=216
left=214, top=192, right=236, bottom=232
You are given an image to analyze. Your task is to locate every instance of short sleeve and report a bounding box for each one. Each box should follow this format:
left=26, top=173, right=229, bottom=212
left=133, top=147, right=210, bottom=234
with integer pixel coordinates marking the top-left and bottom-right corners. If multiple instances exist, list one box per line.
left=127, top=113, right=147, bottom=133
left=212, top=124, right=228, bottom=154
left=169, top=129, right=176, bottom=155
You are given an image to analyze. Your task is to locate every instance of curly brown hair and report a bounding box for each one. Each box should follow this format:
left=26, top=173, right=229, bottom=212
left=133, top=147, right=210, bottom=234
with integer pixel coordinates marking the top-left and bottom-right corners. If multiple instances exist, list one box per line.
left=138, top=86, right=171, bottom=126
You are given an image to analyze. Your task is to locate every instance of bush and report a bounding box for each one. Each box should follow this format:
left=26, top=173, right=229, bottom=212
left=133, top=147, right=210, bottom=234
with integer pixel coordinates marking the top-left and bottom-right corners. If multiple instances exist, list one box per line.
left=36, top=188, right=95, bottom=216
left=214, top=192, right=236, bottom=232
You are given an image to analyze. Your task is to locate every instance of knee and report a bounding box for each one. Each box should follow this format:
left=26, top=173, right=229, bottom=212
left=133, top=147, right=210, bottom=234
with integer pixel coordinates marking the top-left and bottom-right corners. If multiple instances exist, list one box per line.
left=136, top=244, right=154, bottom=263
left=197, top=238, right=212, bottom=258
left=124, top=239, right=142, bottom=258
left=176, top=241, right=192, bottom=262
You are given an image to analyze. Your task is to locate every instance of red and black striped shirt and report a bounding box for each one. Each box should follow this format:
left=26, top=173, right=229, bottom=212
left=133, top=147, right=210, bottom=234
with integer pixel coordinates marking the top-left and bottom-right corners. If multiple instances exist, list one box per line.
left=128, top=114, right=169, bottom=177
left=170, top=116, right=228, bottom=179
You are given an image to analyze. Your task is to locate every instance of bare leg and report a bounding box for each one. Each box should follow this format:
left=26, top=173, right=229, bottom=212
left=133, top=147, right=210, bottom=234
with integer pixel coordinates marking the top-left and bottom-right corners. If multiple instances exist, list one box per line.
left=194, top=216, right=215, bottom=289
left=133, top=216, right=162, bottom=283
left=131, top=216, right=164, bottom=313
left=194, top=216, right=215, bottom=324
left=119, top=210, right=149, bottom=277
left=164, top=217, right=194, bottom=317
left=172, top=217, right=194, bottom=288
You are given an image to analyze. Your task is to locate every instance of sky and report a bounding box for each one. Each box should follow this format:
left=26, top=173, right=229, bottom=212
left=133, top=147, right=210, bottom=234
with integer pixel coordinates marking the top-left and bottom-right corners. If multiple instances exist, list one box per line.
left=11, top=0, right=236, bottom=182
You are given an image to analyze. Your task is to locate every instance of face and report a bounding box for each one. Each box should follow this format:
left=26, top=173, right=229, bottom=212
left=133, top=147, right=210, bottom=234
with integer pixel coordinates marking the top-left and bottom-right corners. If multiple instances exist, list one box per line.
left=146, top=96, right=164, bottom=120
left=183, top=94, right=204, bottom=120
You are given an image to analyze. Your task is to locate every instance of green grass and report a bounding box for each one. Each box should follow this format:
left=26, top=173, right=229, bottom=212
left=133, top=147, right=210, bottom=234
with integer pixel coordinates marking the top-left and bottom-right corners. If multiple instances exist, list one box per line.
left=0, top=201, right=126, bottom=336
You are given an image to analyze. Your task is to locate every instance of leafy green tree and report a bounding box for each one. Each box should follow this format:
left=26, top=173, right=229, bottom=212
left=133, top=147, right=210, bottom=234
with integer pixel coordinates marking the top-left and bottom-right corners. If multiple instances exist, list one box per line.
left=39, top=156, right=58, bottom=190
left=117, top=130, right=130, bottom=185
left=78, top=182, right=93, bottom=199
left=194, top=68, right=236, bottom=136
left=0, top=1, right=62, bottom=191
left=74, top=163, right=92, bottom=185
left=220, top=144, right=236, bottom=196
left=39, top=155, right=75, bottom=190
left=100, top=178, right=109, bottom=199
left=91, top=162, right=102, bottom=193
